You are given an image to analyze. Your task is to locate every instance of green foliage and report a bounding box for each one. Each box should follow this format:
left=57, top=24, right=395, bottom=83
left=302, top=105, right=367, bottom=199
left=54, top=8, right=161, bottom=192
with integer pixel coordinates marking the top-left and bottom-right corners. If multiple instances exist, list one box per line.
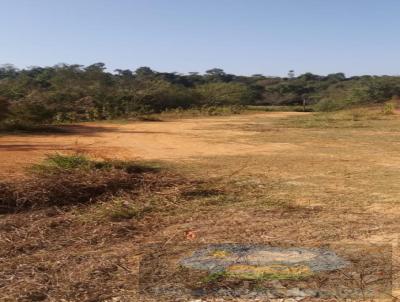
left=0, top=64, right=266, bottom=127
left=126, top=79, right=197, bottom=113
left=161, top=105, right=245, bottom=118
left=1, top=63, right=400, bottom=127
left=0, top=97, right=10, bottom=121
left=10, top=94, right=55, bottom=123
left=195, top=82, right=253, bottom=105
left=351, top=77, right=400, bottom=103
left=262, top=73, right=400, bottom=112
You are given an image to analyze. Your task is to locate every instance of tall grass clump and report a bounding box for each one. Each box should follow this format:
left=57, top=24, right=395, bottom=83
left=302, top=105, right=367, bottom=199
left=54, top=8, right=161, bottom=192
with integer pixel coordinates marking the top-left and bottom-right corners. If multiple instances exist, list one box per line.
left=382, top=102, right=396, bottom=115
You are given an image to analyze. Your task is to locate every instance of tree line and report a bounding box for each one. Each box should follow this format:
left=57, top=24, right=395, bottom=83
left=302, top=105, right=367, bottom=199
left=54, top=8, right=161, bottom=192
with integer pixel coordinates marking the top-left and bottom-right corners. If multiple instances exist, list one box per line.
left=1, top=63, right=399, bottom=126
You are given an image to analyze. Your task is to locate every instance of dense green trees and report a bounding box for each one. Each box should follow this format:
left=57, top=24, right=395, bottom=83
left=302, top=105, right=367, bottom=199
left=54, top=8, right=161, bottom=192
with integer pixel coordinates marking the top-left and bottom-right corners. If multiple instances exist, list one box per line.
left=262, top=73, right=400, bottom=111
left=0, top=97, right=9, bottom=121
left=0, top=63, right=399, bottom=126
left=0, top=63, right=264, bottom=124
left=195, top=82, right=252, bottom=106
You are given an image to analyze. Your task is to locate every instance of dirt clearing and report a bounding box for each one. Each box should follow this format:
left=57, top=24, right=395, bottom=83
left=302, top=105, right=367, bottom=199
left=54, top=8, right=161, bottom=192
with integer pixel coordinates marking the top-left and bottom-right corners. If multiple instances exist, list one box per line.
left=0, top=112, right=302, bottom=178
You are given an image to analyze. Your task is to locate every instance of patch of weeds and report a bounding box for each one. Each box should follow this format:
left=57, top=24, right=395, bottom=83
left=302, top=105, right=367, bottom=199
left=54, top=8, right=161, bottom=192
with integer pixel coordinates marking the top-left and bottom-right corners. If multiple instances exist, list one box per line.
left=31, top=153, right=162, bottom=174
left=201, top=271, right=227, bottom=284
left=31, top=153, right=92, bottom=173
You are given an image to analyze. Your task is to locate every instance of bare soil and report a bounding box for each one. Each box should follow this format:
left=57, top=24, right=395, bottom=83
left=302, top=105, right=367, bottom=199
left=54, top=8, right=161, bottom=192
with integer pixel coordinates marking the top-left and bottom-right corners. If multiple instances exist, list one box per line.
left=0, top=112, right=301, bottom=178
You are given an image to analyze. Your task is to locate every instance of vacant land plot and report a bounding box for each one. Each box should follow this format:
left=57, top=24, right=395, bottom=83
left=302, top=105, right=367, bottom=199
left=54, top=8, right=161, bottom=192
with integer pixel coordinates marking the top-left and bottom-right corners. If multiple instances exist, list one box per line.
left=0, top=112, right=302, bottom=178
left=1, top=111, right=399, bottom=301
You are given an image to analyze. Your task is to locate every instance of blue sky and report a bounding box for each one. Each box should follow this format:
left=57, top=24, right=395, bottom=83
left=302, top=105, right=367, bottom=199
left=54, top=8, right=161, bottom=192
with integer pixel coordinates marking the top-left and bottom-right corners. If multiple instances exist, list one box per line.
left=1, top=0, right=399, bottom=76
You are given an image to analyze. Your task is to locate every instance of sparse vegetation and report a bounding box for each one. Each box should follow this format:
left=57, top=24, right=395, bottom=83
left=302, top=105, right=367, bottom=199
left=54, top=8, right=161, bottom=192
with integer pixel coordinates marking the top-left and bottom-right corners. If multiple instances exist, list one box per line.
left=280, top=107, right=398, bottom=129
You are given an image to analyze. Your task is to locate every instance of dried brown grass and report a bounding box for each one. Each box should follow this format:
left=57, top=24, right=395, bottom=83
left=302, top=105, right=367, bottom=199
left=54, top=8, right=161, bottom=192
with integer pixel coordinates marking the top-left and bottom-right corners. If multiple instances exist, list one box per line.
left=0, top=155, right=186, bottom=214
left=0, top=155, right=224, bottom=301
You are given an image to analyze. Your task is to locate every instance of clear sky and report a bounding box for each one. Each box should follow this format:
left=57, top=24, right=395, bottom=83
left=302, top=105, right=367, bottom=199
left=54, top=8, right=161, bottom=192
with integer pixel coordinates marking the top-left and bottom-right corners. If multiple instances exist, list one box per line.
left=1, top=0, right=399, bottom=76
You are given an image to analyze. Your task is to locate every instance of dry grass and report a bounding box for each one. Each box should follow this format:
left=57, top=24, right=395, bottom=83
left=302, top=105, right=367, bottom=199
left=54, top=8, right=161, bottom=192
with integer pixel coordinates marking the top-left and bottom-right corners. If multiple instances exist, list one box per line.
left=0, top=154, right=226, bottom=301
left=0, top=154, right=167, bottom=213
left=278, top=106, right=400, bottom=130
